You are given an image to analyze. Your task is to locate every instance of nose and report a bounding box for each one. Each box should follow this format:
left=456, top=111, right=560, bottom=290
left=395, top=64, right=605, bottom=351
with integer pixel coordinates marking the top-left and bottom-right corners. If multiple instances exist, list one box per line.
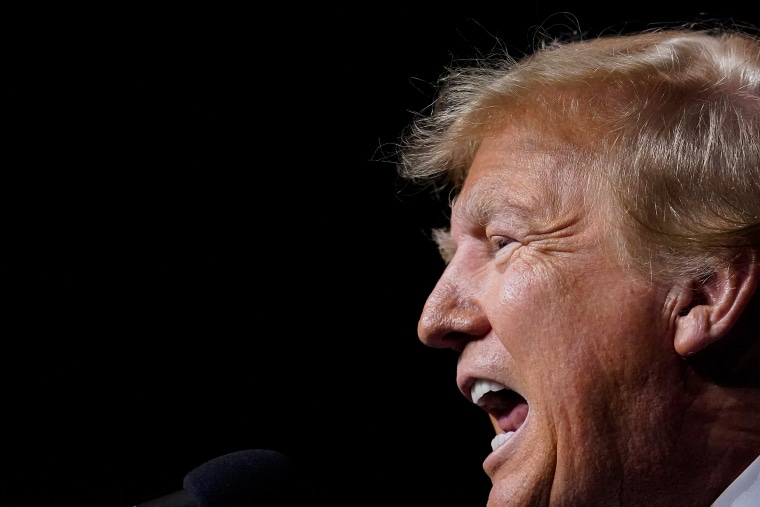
left=417, top=267, right=490, bottom=352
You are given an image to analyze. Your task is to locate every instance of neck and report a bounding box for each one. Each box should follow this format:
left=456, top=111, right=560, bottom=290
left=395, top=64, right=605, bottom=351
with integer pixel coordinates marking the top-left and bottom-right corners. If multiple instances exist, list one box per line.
left=672, top=372, right=760, bottom=505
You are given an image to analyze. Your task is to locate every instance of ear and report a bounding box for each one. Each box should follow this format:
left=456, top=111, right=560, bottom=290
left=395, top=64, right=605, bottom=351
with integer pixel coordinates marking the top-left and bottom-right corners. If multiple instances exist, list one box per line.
left=672, top=253, right=759, bottom=357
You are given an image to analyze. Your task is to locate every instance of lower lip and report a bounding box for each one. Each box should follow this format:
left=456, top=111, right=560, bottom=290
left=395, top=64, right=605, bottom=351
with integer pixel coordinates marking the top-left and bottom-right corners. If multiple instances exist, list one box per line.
left=483, top=423, right=525, bottom=475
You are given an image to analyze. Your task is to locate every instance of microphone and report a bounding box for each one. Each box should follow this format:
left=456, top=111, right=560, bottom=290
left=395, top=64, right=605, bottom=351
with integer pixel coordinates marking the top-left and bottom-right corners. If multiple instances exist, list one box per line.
left=134, top=449, right=300, bottom=507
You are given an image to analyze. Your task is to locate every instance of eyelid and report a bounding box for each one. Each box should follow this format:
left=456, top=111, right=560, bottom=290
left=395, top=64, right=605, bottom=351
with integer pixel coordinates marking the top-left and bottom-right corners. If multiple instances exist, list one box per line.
left=489, top=234, right=516, bottom=251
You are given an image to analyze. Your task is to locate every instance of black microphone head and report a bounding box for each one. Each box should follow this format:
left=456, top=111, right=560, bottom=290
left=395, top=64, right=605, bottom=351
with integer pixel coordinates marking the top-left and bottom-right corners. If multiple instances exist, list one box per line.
left=182, top=449, right=301, bottom=507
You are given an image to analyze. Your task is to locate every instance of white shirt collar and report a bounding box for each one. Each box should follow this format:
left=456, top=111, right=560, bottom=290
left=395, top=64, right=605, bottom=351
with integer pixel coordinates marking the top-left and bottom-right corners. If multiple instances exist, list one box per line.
left=711, top=453, right=760, bottom=507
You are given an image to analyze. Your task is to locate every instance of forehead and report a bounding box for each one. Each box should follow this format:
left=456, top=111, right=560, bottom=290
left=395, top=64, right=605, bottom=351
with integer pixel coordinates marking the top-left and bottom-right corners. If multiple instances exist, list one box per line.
left=454, top=127, right=590, bottom=224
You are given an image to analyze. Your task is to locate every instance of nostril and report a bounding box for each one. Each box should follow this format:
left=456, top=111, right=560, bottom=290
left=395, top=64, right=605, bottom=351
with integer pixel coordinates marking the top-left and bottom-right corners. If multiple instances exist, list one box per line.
left=445, top=332, right=477, bottom=353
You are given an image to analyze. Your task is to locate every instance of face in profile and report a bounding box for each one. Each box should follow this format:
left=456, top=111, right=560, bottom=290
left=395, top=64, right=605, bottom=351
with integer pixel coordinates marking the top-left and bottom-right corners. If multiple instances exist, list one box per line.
left=417, top=126, right=691, bottom=506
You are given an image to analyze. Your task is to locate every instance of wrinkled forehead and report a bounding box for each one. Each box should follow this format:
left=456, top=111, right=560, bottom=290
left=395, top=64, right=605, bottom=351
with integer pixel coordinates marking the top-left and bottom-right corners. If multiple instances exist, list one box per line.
left=452, top=124, right=596, bottom=221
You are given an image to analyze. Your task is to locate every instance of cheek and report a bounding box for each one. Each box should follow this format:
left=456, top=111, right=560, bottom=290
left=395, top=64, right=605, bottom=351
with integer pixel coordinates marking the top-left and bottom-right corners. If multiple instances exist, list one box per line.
left=492, top=259, right=666, bottom=389
left=493, top=260, right=583, bottom=359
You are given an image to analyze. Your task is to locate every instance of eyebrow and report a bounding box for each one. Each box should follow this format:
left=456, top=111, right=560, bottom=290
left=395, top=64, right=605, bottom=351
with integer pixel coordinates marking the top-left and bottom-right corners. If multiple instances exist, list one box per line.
left=453, top=181, right=533, bottom=228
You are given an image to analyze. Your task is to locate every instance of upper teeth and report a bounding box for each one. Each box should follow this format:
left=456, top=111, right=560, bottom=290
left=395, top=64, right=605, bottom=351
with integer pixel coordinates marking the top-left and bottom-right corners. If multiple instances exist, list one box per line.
left=470, top=379, right=507, bottom=405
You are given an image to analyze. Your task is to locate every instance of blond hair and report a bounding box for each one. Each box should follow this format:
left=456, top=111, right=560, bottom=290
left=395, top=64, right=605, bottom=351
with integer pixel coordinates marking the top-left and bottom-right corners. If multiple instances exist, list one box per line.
left=397, top=26, right=760, bottom=283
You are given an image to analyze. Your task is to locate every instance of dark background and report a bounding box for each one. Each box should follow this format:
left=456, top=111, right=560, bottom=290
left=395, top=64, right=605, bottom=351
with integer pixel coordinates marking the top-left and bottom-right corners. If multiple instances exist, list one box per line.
left=5, top=3, right=760, bottom=506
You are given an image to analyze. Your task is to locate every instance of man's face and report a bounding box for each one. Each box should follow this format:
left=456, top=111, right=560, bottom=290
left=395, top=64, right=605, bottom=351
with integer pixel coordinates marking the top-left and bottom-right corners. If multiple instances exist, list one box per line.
left=418, top=127, right=688, bottom=505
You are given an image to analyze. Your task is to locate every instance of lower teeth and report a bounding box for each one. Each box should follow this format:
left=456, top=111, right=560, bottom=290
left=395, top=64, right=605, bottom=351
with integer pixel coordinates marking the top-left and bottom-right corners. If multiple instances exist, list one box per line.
left=490, top=430, right=515, bottom=451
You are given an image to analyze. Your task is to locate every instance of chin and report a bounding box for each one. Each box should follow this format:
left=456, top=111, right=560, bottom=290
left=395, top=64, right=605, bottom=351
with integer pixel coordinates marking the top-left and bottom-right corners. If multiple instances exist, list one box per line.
left=484, top=450, right=556, bottom=506
left=487, top=481, right=548, bottom=507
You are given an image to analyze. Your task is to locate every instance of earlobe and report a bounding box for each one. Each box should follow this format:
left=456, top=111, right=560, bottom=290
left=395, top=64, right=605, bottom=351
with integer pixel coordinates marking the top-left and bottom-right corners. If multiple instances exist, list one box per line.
left=673, top=256, right=759, bottom=357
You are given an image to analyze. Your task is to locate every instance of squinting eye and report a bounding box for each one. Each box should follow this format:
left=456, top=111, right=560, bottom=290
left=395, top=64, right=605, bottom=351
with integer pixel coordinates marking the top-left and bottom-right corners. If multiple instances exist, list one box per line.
left=490, top=236, right=514, bottom=250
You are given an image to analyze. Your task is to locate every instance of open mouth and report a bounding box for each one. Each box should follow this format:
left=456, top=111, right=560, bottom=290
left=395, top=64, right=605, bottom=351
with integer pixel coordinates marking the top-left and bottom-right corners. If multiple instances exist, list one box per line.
left=470, top=379, right=529, bottom=451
